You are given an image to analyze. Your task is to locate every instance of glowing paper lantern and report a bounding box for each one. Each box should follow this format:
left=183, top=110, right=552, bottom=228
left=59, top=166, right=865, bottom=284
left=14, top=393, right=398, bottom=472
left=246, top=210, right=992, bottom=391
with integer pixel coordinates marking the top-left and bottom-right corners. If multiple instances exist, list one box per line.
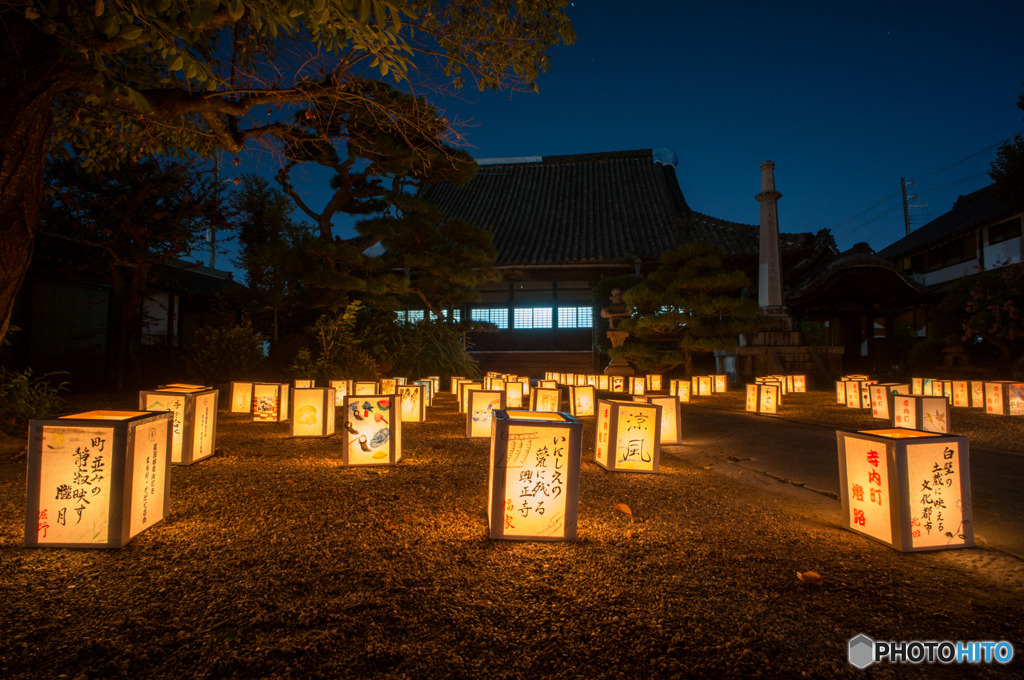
left=139, top=386, right=218, bottom=465
left=250, top=383, right=290, bottom=423
left=792, top=375, right=807, bottom=393
left=611, top=376, right=626, bottom=393
left=396, top=377, right=407, bottom=385
left=628, top=377, right=645, bottom=396
left=950, top=380, right=970, bottom=408
left=459, top=381, right=484, bottom=414
left=450, top=377, right=466, bottom=395
left=539, top=380, right=557, bottom=389
left=984, top=381, right=1024, bottom=416
left=413, top=380, right=433, bottom=407
left=643, top=374, right=662, bottom=391
left=937, top=380, right=953, bottom=402
left=467, top=389, right=506, bottom=438
left=529, top=387, right=561, bottom=412
left=294, top=379, right=314, bottom=388
left=911, top=378, right=923, bottom=395
left=891, top=394, right=950, bottom=433
left=342, top=395, right=401, bottom=466
left=594, top=399, right=662, bottom=473
left=837, top=428, right=973, bottom=552
left=693, top=376, right=712, bottom=396
left=229, top=382, right=253, bottom=414
left=843, top=380, right=874, bottom=409
left=354, top=381, right=378, bottom=396
left=25, top=410, right=172, bottom=549
left=675, top=380, right=691, bottom=403
left=330, top=380, right=353, bottom=406
left=568, top=385, right=595, bottom=417
left=505, top=381, right=525, bottom=409
left=970, top=381, right=985, bottom=408
left=544, top=372, right=555, bottom=380
left=712, top=375, right=728, bottom=393
left=487, top=410, right=582, bottom=541
left=398, top=384, right=426, bottom=423
left=635, top=395, right=680, bottom=444
left=160, top=383, right=207, bottom=390
left=428, top=376, right=441, bottom=395
left=597, top=375, right=610, bottom=391
left=835, top=381, right=847, bottom=404
left=745, top=383, right=779, bottom=414
left=379, top=379, right=398, bottom=395
left=586, top=375, right=596, bottom=387
left=869, top=383, right=910, bottom=420
left=518, top=376, right=531, bottom=395
left=290, top=387, right=336, bottom=437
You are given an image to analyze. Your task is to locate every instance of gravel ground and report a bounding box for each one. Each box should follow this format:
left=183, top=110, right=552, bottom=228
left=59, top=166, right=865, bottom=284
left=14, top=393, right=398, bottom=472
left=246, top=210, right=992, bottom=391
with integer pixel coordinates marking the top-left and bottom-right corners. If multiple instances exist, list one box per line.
left=0, top=389, right=1022, bottom=679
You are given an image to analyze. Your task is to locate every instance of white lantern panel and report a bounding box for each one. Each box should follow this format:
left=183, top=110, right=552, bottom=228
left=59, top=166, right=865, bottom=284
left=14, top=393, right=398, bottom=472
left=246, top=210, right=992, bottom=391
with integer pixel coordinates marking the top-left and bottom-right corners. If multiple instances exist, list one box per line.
left=293, top=389, right=326, bottom=436
left=354, top=381, right=378, bottom=396
left=468, top=390, right=505, bottom=438
left=498, top=423, right=572, bottom=539
left=614, top=405, right=658, bottom=471
left=906, top=440, right=966, bottom=549
left=842, top=435, right=893, bottom=545
left=345, top=396, right=400, bottom=464
left=37, top=425, right=113, bottom=544
left=129, top=417, right=170, bottom=538
left=230, top=382, right=253, bottom=413
left=531, top=388, right=561, bottom=412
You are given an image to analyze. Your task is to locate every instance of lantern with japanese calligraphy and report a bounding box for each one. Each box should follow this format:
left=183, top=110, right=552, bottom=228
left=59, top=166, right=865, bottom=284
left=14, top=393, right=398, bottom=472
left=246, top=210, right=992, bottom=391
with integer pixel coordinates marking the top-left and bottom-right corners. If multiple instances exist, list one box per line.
left=950, top=380, right=970, bottom=408
left=467, top=389, right=506, bottom=438
left=792, top=375, right=807, bottom=392
left=756, top=378, right=785, bottom=406
left=692, top=376, right=713, bottom=396
left=504, top=380, right=524, bottom=409
left=634, top=395, right=681, bottom=444
left=294, top=379, right=314, bottom=389
left=837, top=428, right=973, bottom=552
left=911, top=377, right=923, bottom=395
left=379, top=379, right=398, bottom=395
left=597, top=375, right=610, bottom=391
left=459, top=381, right=484, bottom=414
left=712, top=374, right=728, bottom=393
left=890, top=394, right=950, bottom=433
left=413, top=380, right=433, bottom=407
left=139, top=386, right=218, bottom=465
left=487, top=410, right=582, bottom=541
left=25, top=410, right=173, bottom=549
left=611, top=376, right=626, bottom=393
left=330, top=380, right=353, bottom=406
left=568, top=385, right=595, bottom=417
left=869, top=383, right=910, bottom=420
left=594, top=399, right=662, bottom=473
left=646, top=374, right=663, bottom=391
left=937, top=380, right=953, bottom=402
left=844, top=379, right=874, bottom=409
left=630, top=377, right=646, bottom=396
left=229, top=381, right=254, bottom=414
left=529, top=387, right=562, bottom=412
left=835, top=380, right=847, bottom=404
left=745, top=383, right=780, bottom=414
left=397, top=384, right=426, bottom=422
left=450, top=377, right=466, bottom=395
left=290, top=387, right=336, bottom=437
left=342, top=395, right=401, bottom=465
left=354, top=381, right=378, bottom=396
left=768, top=375, right=788, bottom=395
left=984, top=381, right=1024, bottom=416
left=249, top=383, right=290, bottom=423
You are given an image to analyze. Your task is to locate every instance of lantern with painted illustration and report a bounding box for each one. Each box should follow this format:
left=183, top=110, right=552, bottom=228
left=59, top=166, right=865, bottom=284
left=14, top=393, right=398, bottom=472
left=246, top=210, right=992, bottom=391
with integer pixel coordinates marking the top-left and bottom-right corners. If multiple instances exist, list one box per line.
left=792, top=375, right=807, bottom=392
left=139, top=386, right=218, bottom=465
left=459, top=381, right=484, bottom=414
left=745, top=383, right=779, bottom=414
left=970, top=381, right=985, bottom=408
left=611, top=376, right=626, bottom=393
left=294, top=379, right=314, bottom=389
left=413, top=380, right=433, bottom=407
left=330, top=380, right=353, bottom=406
left=594, top=399, right=662, bottom=473
left=890, top=394, right=950, bottom=433
left=950, top=380, right=970, bottom=408
left=450, top=377, right=466, bottom=395
left=712, top=375, right=728, bottom=393
left=25, top=410, right=172, bottom=549
left=868, top=383, right=909, bottom=420
left=250, top=382, right=290, bottom=423
left=504, top=380, right=524, bottom=409
left=568, top=385, right=595, bottom=417
left=529, top=387, right=561, bottom=412
left=597, top=375, right=610, bottom=391
left=837, top=428, right=973, bottom=552
left=354, top=381, right=378, bottom=396
left=635, top=395, right=680, bottom=444
left=428, top=376, right=441, bottom=395
left=342, top=395, right=401, bottom=465
left=230, top=382, right=254, bottom=414
left=693, top=376, right=712, bottom=396
left=518, top=376, right=531, bottom=395
left=398, top=384, right=427, bottom=423
left=984, top=381, right=1024, bottom=416
left=586, top=375, right=596, bottom=387
left=488, top=410, right=582, bottom=541
left=290, top=387, right=336, bottom=437
left=379, top=378, right=398, bottom=395
left=646, top=374, right=663, bottom=391
left=630, top=377, right=646, bottom=396
left=467, top=389, right=506, bottom=438
left=674, top=380, right=691, bottom=403
left=396, top=377, right=407, bottom=385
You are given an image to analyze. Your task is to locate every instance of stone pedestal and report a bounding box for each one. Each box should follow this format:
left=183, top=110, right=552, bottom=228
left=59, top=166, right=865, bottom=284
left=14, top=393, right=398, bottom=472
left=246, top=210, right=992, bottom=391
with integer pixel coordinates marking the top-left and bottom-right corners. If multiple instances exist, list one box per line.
left=604, top=331, right=635, bottom=376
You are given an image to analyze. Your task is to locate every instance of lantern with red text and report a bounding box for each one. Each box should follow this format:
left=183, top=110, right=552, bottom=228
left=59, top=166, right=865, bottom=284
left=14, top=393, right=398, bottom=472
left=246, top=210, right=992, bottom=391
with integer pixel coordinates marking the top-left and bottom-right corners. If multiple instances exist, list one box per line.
left=984, top=382, right=1024, bottom=416
left=568, top=385, right=596, bottom=417
left=488, top=410, right=582, bottom=541
left=869, top=384, right=909, bottom=420
left=354, top=381, right=378, bottom=396
left=950, top=380, right=970, bottom=408
left=330, top=380, right=353, bottom=406
left=529, top=387, right=561, bottom=412
left=398, top=384, right=427, bottom=423
left=342, top=395, right=402, bottom=466
left=25, top=410, right=172, bottom=549
left=890, top=394, right=950, bottom=433
left=594, top=399, right=662, bottom=473
left=139, top=386, right=218, bottom=465
left=230, top=382, right=254, bottom=414
left=468, top=389, right=506, bottom=438
left=250, top=383, right=290, bottom=423
left=838, top=428, right=973, bottom=552
left=835, top=380, right=847, bottom=404
left=712, top=375, right=728, bottom=393
left=745, top=383, right=779, bottom=414
left=635, top=395, right=681, bottom=444
left=290, top=387, right=336, bottom=437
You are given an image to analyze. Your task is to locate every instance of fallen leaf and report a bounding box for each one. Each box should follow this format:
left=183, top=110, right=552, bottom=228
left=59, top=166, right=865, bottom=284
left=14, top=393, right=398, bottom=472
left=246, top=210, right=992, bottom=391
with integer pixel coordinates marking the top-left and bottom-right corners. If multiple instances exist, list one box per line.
left=797, top=571, right=823, bottom=586
left=455, top=481, right=467, bottom=488
left=402, top=516, right=413, bottom=524
left=703, top=466, right=712, bottom=470
left=385, top=524, right=399, bottom=532
left=613, top=503, right=632, bottom=517
left=284, top=480, right=296, bottom=485
left=625, top=530, right=634, bottom=539
left=244, top=489, right=259, bottom=497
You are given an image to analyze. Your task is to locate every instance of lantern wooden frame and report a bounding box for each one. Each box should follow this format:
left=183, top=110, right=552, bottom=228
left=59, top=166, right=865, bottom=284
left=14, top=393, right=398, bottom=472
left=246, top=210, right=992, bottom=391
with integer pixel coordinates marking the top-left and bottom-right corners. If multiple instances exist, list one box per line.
left=693, top=376, right=712, bottom=396
left=568, top=385, right=596, bottom=417
left=25, top=410, right=173, bottom=549
left=354, top=381, right=378, bottom=396
left=889, top=394, right=950, bottom=433
left=529, top=387, right=562, bottom=412
left=645, top=374, right=663, bottom=391
left=229, top=381, right=254, bottom=414
left=467, top=389, right=506, bottom=438
left=459, top=381, right=484, bottom=414
left=139, top=386, right=219, bottom=465
left=398, top=384, right=427, bottom=423
left=869, top=384, right=910, bottom=420
left=330, top=380, right=353, bottom=406
left=594, top=399, right=662, bottom=473
left=341, top=394, right=402, bottom=466
left=250, top=383, right=290, bottom=423
left=597, top=375, right=610, bottom=391
left=487, top=410, right=582, bottom=541
left=450, top=377, right=466, bottom=395
left=635, top=394, right=681, bottom=444
left=837, top=428, right=973, bottom=552
left=745, top=383, right=780, bottom=414
left=290, top=387, right=336, bottom=437
left=984, top=381, right=1024, bottom=416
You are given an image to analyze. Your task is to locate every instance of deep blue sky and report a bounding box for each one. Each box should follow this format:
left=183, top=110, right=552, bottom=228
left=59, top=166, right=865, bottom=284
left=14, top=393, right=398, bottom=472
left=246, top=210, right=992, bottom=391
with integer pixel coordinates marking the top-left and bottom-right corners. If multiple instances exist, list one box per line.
left=217, top=0, right=1023, bottom=263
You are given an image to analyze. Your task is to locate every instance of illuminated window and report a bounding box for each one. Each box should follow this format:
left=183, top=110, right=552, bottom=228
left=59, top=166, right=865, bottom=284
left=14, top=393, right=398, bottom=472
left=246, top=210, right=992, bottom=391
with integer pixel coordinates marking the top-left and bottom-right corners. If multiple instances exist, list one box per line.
left=407, top=310, right=425, bottom=323
left=557, top=307, right=593, bottom=328
left=513, top=308, right=553, bottom=329
left=471, top=308, right=509, bottom=329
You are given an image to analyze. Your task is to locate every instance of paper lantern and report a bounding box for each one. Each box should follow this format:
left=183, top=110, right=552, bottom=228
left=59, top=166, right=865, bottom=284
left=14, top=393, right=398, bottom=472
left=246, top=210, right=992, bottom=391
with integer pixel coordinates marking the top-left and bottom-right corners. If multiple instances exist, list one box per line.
left=161, top=383, right=207, bottom=390
left=767, top=375, right=789, bottom=395
left=354, top=381, right=378, bottom=396
left=139, top=386, right=218, bottom=465
left=229, top=381, right=253, bottom=414
left=529, top=387, right=562, bottom=412
left=837, top=428, right=973, bottom=552
left=413, top=380, right=433, bottom=407
left=597, top=375, right=610, bottom=391
left=611, top=376, right=626, bottom=393
left=459, top=381, right=484, bottom=413
left=396, top=377, right=407, bottom=385
left=712, top=375, right=728, bottom=393
left=290, top=387, right=336, bottom=437
left=629, top=377, right=646, bottom=396
left=745, top=383, right=779, bottom=414
left=594, top=399, right=662, bottom=473
left=398, top=384, right=426, bottom=423
left=937, top=380, right=953, bottom=402
left=950, top=380, right=970, bottom=408
left=586, top=375, right=596, bottom=387
left=635, top=395, right=681, bottom=444
left=674, top=380, right=691, bottom=403
left=923, top=378, right=940, bottom=397
left=504, top=380, right=525, bottom=408
left=342, top=395, right=401, bottom=465
left=450, top=377, right=466, bottom=395
left=869, top=383, right=909, bottom=420
left=835, top=380, right=847, bottom=404
left=467, top=389, right=506, bottom=438
left=487, top=410, right=582, bottom=541
left=970, top=381, right=985, bottom=408
left=984, top=381, right=1024, bottom=416
left=539, top=380, right=557, bottom=389
left=294, top=379, right=314, bottom=389
left=644, top=374, right=662, bottom=391
left=250, top=383, right=290, bottom=423
left=568, top=385, right=595, bottom=417
left=559, top=373, right=571, bottom=385
left=544, top=372, right=555, bottom=380
left=891, top=394, right=950, bottom=433
left=792, top=375, right=807, bottom=393
left=379, top=379, right=398, bottom=395
left=911, top=378, right=923, bottom=395
left=330, top=380, right=353, bottom=406
left=843, top=380, right=874, bottom=409
left=428, top=376, right=441, bottom=395
left=25, top=410, right=172, bottom=549
left=693, top=376, right=712, bottom=396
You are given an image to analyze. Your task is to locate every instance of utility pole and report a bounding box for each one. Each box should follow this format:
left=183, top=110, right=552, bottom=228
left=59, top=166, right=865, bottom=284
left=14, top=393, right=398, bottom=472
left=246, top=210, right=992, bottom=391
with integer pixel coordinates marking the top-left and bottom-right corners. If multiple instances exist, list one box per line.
left=901, top=177, right=911, bottom=236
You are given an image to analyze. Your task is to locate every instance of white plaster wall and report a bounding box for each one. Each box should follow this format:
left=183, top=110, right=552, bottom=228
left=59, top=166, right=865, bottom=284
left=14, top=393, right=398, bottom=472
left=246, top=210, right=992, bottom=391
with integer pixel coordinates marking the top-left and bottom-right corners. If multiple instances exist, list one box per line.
left=983, top=236, right=1022, bottom=269
left=921, top=260, right=983, bottom=287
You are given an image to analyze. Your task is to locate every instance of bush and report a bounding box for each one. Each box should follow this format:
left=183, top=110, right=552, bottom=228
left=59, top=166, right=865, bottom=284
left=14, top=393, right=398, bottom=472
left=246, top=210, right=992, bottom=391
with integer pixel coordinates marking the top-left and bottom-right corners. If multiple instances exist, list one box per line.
left=906, top=338, right=945, bottom=371
left=0, top=368, right=69, bottom=436
left=182, top=325, right=265, bottom=384
left=390, top=320, right=480, bottom=380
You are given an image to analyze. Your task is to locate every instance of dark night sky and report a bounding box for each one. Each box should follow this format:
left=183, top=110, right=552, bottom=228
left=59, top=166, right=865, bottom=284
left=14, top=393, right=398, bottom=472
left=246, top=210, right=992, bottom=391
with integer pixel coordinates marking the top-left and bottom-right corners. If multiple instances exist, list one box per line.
left=216, top=0, right=1024, bottom=263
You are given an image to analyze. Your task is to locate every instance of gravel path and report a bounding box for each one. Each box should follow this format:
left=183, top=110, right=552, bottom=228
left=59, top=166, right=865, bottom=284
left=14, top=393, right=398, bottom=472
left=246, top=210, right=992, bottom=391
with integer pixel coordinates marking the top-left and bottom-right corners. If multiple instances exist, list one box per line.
left=0, top=390, right=1022, bottom=679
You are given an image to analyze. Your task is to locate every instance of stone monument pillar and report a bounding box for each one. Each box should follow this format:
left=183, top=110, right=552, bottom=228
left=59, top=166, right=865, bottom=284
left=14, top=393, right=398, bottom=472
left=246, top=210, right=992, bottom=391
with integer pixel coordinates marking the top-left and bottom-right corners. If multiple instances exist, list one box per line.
left=600, top=289, right=635, bottom=376
left=754, top=161, right=794, bottom=331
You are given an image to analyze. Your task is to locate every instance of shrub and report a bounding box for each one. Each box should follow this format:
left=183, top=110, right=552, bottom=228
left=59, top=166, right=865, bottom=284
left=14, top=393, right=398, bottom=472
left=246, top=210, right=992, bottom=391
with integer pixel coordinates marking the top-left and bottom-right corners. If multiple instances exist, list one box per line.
left=906, top=338, right=945, bottom=371
left=182, top=325, right=265, bottom=385
left=0, top=368, right=69, bottom=436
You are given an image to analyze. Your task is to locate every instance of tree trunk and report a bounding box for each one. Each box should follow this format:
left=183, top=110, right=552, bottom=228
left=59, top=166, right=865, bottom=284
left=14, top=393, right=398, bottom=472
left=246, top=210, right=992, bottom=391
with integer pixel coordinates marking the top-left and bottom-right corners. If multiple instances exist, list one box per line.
left=0, top=13, right=72, bottom=346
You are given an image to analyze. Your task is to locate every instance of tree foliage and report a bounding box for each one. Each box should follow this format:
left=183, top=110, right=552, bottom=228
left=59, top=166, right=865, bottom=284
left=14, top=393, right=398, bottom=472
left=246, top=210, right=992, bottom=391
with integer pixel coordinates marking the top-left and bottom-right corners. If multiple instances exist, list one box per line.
left=962, top=262, right=1024, bottom=363
left=611, top=243, right=771, bottom=374
left=989, top=83, right=1024, bottom=211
